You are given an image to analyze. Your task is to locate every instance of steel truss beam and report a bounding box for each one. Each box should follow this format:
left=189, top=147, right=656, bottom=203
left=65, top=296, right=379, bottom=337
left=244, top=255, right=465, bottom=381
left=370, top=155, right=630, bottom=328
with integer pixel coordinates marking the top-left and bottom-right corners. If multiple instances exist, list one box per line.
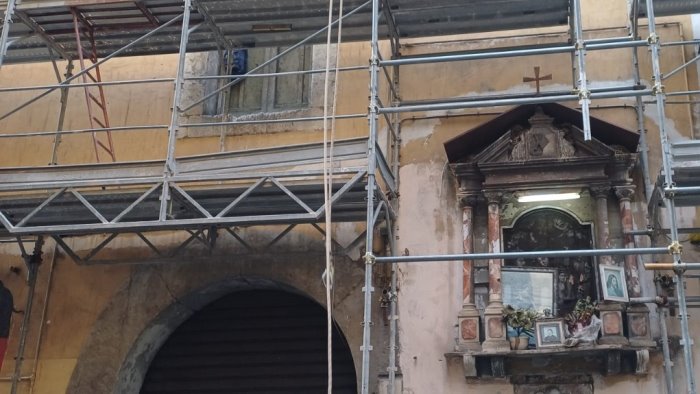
left=50, top=219, right=359, bottom=265
left=13, top=10, right=71, bottom=60
left=0, top=169, right=371, bottom=236
left=0, top=0, right=17, bottom=68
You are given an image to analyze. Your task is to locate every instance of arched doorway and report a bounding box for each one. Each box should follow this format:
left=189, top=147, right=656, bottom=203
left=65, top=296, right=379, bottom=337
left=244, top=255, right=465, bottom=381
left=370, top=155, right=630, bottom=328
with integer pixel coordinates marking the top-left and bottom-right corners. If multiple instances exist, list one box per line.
left=139, top=289, right=357, bottom=393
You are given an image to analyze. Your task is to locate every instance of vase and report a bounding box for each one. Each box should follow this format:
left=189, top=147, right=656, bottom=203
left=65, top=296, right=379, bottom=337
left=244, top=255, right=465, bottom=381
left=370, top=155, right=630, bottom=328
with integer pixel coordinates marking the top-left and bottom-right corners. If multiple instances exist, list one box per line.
left=509, top=335, right=529, bottom=350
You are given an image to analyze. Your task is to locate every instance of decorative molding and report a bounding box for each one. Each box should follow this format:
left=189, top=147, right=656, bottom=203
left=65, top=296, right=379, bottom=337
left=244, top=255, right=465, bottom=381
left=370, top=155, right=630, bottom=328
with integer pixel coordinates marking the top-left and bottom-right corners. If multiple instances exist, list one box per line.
left=590, top=185, right=611, bottom=199
left=462, top=354, right=477, bottom=378
left=614, top=185, right=636, bottom=201
left=635, top=349, right=650, bottom=375
left=510, top=108, right=576, bottom=161
left=458, top=194, right=480, bottom=208
left=483, top=191, right=503, bottom=205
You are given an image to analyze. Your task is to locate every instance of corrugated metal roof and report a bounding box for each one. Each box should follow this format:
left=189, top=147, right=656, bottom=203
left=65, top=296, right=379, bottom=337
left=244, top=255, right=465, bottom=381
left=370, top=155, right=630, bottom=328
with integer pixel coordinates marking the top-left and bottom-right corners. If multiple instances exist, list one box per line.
left=2, top=0, right=695, bottom=64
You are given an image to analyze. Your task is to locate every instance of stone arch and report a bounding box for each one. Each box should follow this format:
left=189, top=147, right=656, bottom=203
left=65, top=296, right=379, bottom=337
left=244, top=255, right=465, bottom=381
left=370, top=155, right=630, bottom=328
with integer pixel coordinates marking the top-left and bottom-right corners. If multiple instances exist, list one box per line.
left=66, top=254, right=368, bottom=394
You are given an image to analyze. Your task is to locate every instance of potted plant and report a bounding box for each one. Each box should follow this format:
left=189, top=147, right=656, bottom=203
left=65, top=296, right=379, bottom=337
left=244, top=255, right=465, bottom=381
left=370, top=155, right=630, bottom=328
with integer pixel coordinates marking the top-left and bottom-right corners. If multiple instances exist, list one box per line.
left=564, top=296, right=598, bottom=335
left=502, top=305, right=539, bottom=350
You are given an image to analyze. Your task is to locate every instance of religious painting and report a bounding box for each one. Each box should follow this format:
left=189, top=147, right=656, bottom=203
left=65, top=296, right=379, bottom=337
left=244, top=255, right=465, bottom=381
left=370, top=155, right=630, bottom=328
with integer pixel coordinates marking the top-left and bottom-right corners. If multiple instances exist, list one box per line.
left=502, top=267, right=556, bottom=315
left=600, top=265, right=628, bottom=302
left=535, top=319, right=565, bottom=348
left=503, top=208, right=595, bottom=316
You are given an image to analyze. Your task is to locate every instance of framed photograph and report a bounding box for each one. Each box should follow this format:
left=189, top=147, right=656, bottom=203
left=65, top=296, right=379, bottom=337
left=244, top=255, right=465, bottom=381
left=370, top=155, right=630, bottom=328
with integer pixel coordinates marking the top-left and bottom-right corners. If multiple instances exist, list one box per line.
left=535, top=319, right=565, bottom=348
left=599, top=264, right=629, bottom=302
left=502, top=267, right=557, bottom=316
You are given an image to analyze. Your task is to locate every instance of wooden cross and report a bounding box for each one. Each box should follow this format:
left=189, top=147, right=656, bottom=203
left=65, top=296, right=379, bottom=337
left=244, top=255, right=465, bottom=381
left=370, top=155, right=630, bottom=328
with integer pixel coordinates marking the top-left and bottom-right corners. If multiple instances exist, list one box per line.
left=523, top=66, right=552, bottom=94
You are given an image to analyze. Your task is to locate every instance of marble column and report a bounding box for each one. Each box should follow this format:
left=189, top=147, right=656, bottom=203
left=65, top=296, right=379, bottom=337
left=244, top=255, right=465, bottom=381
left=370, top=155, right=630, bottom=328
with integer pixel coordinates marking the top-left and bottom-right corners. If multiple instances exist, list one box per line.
left=481, top=191, right=509, bottom=352
left=614, top=185, right=654, bottom=347
left=457, top=195, right=480, bottom=351
left=590, top=185, right=612, bottom=265
left=614, top=185, right=641, bottom=298
left=594, top=184, right=629, bottom=345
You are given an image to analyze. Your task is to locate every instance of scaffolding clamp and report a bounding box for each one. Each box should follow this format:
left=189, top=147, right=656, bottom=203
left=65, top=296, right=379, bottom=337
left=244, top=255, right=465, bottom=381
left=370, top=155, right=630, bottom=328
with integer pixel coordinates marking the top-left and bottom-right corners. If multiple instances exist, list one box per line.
left=364, top=251, right=376, bottom=265
left=576, top=87, right=591, bottom=102
left=668, top=241, right=682, bottom=255
left=647, top=32, right=660, bottom=45
left=652, top=83, right=666, bottom=96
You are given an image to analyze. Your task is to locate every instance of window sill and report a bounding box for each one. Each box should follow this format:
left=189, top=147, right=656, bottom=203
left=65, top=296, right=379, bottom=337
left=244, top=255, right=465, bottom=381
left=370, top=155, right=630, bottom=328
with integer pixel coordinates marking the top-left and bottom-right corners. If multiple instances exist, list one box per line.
left=180, top=107, right=323, bottom=139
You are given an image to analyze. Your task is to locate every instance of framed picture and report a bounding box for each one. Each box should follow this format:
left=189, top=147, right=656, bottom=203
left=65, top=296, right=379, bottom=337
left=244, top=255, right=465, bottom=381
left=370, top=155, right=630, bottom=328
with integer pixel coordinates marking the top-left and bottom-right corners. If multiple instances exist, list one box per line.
left=599, top=264, right=628, bottom=302
left=502, top=267, right=557, bottom=316
left=535, top=319, right=565, bottom=348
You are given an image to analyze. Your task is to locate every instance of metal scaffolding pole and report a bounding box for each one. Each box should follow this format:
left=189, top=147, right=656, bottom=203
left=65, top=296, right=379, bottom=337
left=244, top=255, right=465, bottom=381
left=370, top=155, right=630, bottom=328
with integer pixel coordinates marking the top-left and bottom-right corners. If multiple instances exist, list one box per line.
left=571, top=0, right=591, bottom=140
left=10, top=236, right=43, bottom=394
left=645, top=0, right=696, bottom=392
left=360, top=0, right=380, bottom=392
left=379, top=40, right=648, bottom=67
left=164, top=0, right=192, bottom=175
left=632, top=42, right=653, bottom=200
left=0, top=0, right=17, bottom=68
left=0, top=78, right=174, bottom=93
left=386, top=214, right=398, bottom=394
left=378, top=88, right=651, bottom=114
left=385, top=3, right=401, bottom=390
left=48, top=51, right=73, bottom=166
left=374, top=247, right=668, bottom=264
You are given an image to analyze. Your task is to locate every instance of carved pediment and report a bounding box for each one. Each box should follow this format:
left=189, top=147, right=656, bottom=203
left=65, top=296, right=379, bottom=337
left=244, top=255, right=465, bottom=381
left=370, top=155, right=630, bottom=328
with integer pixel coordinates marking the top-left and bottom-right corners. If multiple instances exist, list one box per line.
left=474, top=108, right=615, bottom=165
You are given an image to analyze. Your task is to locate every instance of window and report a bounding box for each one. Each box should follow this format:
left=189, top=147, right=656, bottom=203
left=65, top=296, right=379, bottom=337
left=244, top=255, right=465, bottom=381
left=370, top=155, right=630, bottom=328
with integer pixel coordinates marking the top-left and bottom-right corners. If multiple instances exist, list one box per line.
left=227, top=46, right=312, bottom=114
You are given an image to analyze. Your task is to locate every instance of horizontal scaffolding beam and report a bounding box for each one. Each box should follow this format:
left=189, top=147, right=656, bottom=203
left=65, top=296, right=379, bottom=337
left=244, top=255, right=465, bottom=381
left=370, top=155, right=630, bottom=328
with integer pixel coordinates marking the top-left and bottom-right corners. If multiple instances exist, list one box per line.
left=374, top=247, right=669, bottom=263
left=378, top=89, right=652, bottom=114
left=379, top=39, right=647, bottom=67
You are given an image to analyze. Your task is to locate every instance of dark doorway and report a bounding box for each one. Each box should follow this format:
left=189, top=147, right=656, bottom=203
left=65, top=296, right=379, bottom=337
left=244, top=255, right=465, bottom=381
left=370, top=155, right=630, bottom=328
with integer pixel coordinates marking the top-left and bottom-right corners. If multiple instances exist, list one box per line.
left=140, top=289, right=357, bottom=394
left=503, top=208, right=595, bottom=315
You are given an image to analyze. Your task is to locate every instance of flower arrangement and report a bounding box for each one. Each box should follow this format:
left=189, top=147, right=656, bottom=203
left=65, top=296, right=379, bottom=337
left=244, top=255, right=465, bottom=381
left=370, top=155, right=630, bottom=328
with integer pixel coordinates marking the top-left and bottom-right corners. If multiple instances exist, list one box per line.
left=502, top=305, right=539, bottom=337
left=564, top=296, right=598, bottom=334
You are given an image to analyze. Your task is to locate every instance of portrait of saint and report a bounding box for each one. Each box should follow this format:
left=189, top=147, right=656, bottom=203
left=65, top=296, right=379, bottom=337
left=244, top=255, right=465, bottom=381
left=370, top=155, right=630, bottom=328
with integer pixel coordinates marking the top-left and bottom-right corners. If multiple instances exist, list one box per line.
left=600, top=265, right=628, bottom=302
left=606, top=273, right=623, bottom=297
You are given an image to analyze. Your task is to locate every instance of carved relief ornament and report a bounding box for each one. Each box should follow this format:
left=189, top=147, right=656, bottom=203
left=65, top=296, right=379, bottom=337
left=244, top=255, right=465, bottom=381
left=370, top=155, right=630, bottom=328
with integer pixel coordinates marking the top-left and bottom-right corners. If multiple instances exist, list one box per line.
left=510, top=108, right=576, bottom=161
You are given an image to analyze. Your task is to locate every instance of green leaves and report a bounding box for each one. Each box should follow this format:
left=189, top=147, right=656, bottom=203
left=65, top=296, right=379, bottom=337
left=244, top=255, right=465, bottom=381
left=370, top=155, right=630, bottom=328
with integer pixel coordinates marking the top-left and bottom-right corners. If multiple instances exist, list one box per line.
left=564, top=296, right=598, bottom=332
left=502, top=305, right=539, bottom=336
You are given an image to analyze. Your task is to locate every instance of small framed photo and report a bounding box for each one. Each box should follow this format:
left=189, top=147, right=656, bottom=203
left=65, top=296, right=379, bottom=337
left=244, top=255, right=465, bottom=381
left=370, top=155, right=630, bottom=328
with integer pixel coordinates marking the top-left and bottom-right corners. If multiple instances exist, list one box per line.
left=599, top=264, right=629, bottom=302
left=535, top=319, right=565, bottom=348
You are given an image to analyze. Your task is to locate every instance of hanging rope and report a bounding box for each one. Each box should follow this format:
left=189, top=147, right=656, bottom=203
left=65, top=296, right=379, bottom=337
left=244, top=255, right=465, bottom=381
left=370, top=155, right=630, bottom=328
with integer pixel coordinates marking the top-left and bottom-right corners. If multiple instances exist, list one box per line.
left=322, top=0, right=345, bottom=392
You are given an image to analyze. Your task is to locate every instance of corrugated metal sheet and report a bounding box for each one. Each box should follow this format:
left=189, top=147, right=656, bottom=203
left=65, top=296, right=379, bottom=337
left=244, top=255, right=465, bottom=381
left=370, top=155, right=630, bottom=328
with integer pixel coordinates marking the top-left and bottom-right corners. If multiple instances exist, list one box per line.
left=140, top=289, right=357, bottom=394
left=6, top=0, right=698, bottom=63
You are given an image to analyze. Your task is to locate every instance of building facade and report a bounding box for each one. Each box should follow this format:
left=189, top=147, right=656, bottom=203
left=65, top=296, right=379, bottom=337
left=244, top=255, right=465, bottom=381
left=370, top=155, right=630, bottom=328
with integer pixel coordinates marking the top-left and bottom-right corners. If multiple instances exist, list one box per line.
left=0, top=1, right=698, bottom=393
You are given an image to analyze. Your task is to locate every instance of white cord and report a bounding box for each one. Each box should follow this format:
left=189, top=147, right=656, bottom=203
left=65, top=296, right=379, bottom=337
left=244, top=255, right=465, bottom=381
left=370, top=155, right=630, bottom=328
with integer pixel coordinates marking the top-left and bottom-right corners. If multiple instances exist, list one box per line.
left=322, top=0, right=344, bottom=391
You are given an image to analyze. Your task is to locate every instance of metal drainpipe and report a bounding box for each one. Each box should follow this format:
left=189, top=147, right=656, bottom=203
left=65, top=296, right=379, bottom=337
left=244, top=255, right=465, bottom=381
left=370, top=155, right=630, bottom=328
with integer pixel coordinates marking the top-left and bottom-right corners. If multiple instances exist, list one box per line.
left=645, top=0, right=696, bottom=392
left=632, top=45, right=653, bottom=201
left=10, top=238, right=43, bottom=394
left=28, top=243, right=58, bottom=394
left=360, top=0, right=380, bottom=392
left=655, top=279, right=675, bottom=394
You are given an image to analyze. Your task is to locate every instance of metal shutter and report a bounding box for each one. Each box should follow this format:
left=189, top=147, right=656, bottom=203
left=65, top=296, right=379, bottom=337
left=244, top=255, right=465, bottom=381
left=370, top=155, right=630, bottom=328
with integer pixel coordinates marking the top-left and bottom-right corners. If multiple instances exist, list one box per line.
left=140, top=289, right=357, bottom=394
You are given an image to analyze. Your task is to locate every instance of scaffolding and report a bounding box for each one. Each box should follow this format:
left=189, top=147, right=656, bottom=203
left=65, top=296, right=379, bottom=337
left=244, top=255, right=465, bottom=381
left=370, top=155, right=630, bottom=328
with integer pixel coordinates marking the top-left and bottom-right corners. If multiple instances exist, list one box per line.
left=0, top=0, right=699, bottom=393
